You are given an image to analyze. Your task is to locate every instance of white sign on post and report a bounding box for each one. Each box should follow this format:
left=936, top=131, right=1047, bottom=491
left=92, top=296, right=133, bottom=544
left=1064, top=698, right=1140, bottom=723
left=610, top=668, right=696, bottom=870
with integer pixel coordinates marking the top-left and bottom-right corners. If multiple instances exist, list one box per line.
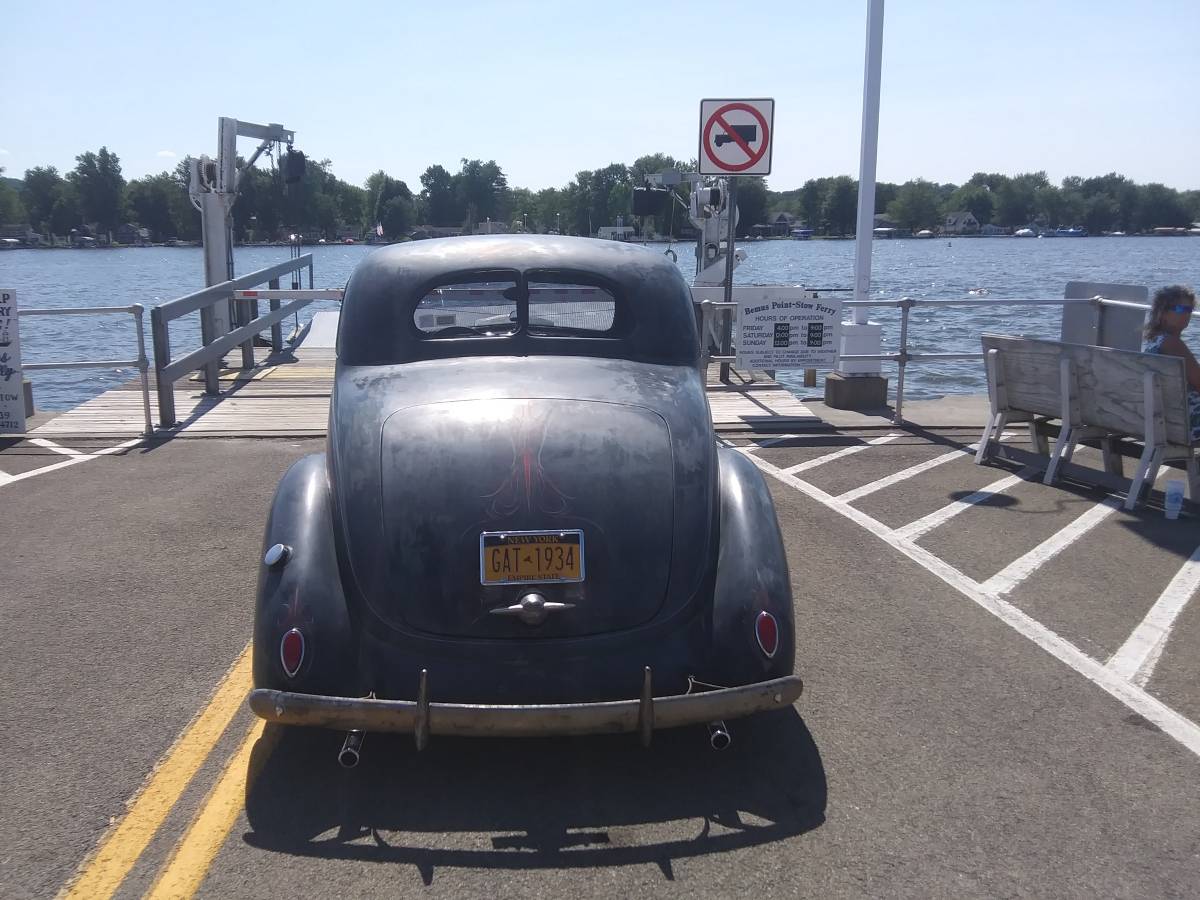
left=0, top=288, right=25, bottom=434
left=698, top=98, right=775, bottom=176
left=695, top=286, right=841, bottom=370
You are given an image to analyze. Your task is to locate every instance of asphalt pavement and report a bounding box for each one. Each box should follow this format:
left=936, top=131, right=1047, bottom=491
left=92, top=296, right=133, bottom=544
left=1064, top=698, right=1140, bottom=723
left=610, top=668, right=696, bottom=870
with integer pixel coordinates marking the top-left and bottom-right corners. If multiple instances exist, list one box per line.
left=1, top=429, right=1198, bottom=899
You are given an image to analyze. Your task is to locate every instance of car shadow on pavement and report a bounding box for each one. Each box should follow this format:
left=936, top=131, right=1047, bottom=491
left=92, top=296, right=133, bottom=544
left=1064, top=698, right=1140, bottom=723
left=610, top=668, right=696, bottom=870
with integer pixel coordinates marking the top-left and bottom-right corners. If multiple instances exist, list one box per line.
left=243, top=708, right=826, bottom=884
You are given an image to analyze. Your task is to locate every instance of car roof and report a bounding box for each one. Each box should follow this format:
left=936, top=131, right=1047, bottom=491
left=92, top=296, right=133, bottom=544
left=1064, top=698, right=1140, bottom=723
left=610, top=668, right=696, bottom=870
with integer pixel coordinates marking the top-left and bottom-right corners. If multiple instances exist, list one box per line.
left=337, top=235, right=700, bottom=367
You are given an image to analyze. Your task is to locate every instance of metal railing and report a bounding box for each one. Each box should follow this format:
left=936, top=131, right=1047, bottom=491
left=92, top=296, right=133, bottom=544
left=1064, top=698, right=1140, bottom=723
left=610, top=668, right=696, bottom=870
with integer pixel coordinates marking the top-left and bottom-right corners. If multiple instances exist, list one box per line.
left=150, top=254, right=316, bottom=428
left=841, top=295, right=1149, bottom=423
left=698, top=294, right=1151, bottom=424
left=17, top=305, right=153, bottom=436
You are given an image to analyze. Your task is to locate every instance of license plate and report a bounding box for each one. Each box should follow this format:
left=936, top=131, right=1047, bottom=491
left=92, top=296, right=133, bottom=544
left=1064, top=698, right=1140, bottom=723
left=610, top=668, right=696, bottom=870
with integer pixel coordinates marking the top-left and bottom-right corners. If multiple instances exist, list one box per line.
left=479, top=530, right=584, bottom=585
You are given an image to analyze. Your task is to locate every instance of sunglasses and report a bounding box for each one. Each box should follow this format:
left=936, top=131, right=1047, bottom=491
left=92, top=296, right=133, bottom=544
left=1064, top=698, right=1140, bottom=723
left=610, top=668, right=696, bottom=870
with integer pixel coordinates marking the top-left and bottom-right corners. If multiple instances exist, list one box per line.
left=1168, top=304, right=1195, bottom=313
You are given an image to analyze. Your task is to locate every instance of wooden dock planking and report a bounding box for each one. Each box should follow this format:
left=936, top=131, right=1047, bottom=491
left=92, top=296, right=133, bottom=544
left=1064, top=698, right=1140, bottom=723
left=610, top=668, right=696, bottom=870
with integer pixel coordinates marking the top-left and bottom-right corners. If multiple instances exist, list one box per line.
left=30, top=361, right=816, bottom=438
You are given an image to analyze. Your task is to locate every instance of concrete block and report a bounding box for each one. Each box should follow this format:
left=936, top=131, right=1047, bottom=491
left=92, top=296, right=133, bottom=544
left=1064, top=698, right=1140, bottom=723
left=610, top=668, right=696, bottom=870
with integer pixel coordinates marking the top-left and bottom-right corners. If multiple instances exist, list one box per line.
left=23, top=378, right=33, bottom=417
left=824, top=372, right=888, bottom=410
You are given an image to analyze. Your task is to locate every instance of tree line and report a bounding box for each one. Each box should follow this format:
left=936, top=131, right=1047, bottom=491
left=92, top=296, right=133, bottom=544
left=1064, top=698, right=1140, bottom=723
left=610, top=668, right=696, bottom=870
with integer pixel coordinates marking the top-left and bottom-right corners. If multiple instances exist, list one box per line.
left=775, top=172, right=1200, bottom=235
left=1, top=147, right=1197, bottom=243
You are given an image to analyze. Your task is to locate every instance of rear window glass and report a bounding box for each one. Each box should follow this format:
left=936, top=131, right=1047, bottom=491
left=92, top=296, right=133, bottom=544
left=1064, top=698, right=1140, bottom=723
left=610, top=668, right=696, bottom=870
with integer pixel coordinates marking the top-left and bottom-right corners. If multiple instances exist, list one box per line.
left=528, top=281, right=616, bottom=335
left=413, top=279, right=519, bottom=336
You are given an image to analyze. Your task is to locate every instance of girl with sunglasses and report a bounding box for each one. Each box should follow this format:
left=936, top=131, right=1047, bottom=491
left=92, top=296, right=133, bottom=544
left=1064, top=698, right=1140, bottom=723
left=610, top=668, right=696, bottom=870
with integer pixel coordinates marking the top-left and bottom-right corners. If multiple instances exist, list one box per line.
left=1143, top=284, right=1200, bottom=440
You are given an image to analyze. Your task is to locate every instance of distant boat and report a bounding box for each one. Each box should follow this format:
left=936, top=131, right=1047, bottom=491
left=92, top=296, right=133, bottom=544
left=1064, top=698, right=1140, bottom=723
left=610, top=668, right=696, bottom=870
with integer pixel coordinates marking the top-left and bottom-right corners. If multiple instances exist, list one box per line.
left=790, top=228, right=813, bottom=240
left=1055, top=227, right=1088, bottom=237
left=1014, top=228, right=1036, bottom=238
left=915, top=229, right=935, bottom=238
left=1110, top=231, right=1126, bottom=237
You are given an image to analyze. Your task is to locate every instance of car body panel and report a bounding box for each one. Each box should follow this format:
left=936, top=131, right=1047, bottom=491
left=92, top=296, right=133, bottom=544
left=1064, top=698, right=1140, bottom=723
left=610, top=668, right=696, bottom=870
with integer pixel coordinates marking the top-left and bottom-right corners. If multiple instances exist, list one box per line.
left=251, top=236, right=798, bottom=738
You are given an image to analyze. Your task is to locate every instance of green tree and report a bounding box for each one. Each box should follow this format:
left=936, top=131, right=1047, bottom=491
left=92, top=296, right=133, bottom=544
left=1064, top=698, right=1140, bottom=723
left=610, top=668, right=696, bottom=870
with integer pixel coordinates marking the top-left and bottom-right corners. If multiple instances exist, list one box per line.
left=0, top=168, right=26, bottom=225
left=887, top=179, right=943, bottom=231
left=68, top=147, right=126, bottom=233
left=822, top=176, right=857, bottom=235
left=21, top=166, right=68, bottom=232
left=364, top=173, right=414, bottom=237
left=418, top=164, right=458, bottom=225
left=1136, top=183, right=1191, bottom=229
left=735, top=177, right=769, bottom=237
left=456, top=159, right=510, bottom=228
left=126, top=173, right=179, bottom=240
left=943, top=183, right=994, bottom=224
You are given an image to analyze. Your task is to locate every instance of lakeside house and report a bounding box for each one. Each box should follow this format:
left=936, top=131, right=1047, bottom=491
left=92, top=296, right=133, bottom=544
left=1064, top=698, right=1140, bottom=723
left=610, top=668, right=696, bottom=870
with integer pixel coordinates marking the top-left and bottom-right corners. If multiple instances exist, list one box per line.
left=596, top=225, right=635, bottom=241
left=943, top=211, right=980, bottom=235
left=115, top=223, right=151, bottom=246
left=980, top=223, right=1010, bottom=236
left=0, top=224, right=43, bottom=246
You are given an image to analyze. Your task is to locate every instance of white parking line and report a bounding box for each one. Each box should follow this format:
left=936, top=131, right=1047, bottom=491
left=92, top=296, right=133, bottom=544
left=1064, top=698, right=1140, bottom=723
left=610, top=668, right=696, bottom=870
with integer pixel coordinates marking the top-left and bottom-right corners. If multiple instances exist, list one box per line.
left=28, top=438, right=83, bottom=456
left=0, top=438, right=142, bottom=485
left=1107, top=543, right=1200, bottom=687
left=742, top=434, right=801, bottom=453
left=835, top=437, right=1009, bottom=504
left=742, top=448, right=1200, bottom=760
left=0, top=469, right=12, bottom=486
left=980, top=499, right=1120, bottom=596
left=894, top=467, right=1038, bottom=541
left=782, top=433, right=902, bottom=475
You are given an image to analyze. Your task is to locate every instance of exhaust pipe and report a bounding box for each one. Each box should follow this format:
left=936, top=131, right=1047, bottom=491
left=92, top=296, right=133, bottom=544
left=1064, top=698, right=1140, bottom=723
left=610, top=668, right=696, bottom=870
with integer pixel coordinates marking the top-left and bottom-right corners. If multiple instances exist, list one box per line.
left=708, top=720, right=731, bottom=750
left=338, top=730, right=364, bottom=768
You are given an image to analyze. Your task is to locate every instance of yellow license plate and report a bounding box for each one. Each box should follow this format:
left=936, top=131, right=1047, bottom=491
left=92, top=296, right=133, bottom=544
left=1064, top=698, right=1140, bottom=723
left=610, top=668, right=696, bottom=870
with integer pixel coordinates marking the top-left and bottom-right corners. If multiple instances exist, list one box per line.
left=479, top=530, right=585, bottom=585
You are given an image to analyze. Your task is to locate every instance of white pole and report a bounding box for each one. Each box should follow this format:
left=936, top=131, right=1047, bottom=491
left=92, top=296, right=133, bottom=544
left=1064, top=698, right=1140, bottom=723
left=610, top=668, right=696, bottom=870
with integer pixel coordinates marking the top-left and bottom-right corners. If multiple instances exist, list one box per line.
left=852, top=0, right=885, bottom=325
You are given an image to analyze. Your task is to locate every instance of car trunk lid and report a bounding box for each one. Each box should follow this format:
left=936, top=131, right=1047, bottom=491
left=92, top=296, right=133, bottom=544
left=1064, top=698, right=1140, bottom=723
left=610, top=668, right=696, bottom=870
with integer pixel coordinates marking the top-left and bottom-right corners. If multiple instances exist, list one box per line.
left=373, top=397, right=673, bottom=638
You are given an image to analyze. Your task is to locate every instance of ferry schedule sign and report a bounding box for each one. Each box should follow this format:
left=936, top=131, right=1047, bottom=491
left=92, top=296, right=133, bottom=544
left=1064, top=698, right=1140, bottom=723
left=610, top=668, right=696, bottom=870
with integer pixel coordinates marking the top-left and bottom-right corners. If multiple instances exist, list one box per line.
left=699, top=98, right=774, bottom=176
left=0, top=289, right=24, bottom=434
left=735, top=287, right=841, bottom=370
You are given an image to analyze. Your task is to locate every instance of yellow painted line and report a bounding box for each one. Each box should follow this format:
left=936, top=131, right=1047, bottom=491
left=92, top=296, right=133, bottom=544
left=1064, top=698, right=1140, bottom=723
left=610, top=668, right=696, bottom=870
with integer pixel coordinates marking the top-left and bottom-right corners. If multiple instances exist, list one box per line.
left=60, top=645, right=252, bottom=900
left=146, top=718, right=275, bottom=900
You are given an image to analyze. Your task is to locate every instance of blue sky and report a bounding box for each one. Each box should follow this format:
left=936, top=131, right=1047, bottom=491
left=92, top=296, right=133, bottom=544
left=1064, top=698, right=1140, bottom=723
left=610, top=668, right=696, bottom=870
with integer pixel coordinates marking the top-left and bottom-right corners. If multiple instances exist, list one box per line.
left=2, top=0, right=1196, bottom=192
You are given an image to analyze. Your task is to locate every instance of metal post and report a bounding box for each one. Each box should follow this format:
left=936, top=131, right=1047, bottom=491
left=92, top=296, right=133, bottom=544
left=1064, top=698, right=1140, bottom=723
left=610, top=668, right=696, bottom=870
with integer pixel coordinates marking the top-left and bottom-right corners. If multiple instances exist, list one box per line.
left=150, top=305, right=176, bottom=428
left=130, top=304, right=154, bottom=436
left=893, top=298, right=912, bottom=425
left=852, top=0, right=885, bottom=322
left=199, top=301, right=221, bottom=395
left=720, top=177, right=738, bottom=382
left=238, top=294, right=256, bottom=370
left=269, top=277, right=282, bottom=352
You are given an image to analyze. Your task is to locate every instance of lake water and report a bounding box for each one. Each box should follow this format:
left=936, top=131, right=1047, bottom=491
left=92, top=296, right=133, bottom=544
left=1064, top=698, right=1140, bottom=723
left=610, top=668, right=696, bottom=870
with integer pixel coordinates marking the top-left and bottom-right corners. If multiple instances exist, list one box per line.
left=2, top=237, right=1197, bottom=410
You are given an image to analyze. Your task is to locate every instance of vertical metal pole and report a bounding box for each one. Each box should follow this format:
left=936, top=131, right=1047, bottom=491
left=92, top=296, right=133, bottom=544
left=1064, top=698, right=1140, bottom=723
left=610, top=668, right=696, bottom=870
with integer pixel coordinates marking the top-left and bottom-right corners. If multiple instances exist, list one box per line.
left=239, top=294, right=255, bottom=370
left=893, top=298, right=910, bottom=425
left=720, top=177, right=738, bottom=382
left=150, top=305, right=176, bottom=428
left=852, top=0, right=886, bottom=323
left=269, top=277, right=282, bottom=353
left=200, top=300, right=221, bottom=395
left=130, top=304, right=154, bottom=436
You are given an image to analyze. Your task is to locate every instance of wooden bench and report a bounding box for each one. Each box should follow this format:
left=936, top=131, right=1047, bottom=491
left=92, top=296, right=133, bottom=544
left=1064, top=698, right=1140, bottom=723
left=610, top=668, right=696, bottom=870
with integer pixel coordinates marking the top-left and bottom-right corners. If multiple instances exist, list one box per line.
left=976, top=334, right=1199, bottom=509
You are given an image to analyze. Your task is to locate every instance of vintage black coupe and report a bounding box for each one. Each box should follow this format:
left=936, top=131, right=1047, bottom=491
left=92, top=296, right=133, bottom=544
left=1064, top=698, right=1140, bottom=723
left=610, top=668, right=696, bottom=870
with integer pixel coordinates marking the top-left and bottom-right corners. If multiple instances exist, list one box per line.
left=249, top=236, right=802, bottom=759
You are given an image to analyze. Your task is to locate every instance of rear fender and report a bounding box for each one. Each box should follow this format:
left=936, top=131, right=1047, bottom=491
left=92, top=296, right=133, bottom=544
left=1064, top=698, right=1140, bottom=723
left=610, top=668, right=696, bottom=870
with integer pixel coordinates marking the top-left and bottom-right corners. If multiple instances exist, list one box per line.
left=708, top=446, right=796, bottom=684
left=253, top=453, right=357, bottom=694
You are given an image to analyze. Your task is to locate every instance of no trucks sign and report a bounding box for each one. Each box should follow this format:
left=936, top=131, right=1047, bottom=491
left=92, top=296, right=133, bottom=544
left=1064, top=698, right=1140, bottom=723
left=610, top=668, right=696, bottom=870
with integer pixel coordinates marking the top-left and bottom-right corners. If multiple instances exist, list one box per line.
left=0, top=289, right=24, bottom=434
left=699, top=98, right=774, bottom=176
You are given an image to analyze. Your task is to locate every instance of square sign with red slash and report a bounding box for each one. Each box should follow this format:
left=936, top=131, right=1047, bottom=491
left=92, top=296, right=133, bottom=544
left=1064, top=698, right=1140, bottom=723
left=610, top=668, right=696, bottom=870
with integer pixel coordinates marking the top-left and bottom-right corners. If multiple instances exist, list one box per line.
left=698, top=98, right=774, bottom=176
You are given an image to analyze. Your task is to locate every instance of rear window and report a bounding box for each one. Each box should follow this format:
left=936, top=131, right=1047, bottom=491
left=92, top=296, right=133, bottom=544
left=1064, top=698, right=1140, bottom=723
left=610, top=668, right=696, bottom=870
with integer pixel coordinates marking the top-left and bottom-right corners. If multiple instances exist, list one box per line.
left=413, top=278, right=519, bottom=337
left=528, top=281, right=617, bottom=335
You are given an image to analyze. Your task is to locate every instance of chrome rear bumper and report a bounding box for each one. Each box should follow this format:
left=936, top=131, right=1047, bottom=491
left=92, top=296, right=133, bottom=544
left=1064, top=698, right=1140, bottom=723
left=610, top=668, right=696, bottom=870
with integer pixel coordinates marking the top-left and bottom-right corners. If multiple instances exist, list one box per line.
left=249, top=672, right=802, bottom=747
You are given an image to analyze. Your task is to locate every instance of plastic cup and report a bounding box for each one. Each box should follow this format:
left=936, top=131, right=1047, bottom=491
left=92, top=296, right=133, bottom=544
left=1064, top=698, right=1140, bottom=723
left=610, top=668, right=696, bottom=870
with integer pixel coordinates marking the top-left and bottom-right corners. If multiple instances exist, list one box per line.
left=1165, top=479, right=1185, bottom=520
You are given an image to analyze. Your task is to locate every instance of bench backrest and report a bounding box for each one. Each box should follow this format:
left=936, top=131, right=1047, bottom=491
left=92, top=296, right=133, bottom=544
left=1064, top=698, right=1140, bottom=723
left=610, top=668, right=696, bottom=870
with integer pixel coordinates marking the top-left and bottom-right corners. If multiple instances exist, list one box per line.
left=982, top=333, right=1191, bottom=445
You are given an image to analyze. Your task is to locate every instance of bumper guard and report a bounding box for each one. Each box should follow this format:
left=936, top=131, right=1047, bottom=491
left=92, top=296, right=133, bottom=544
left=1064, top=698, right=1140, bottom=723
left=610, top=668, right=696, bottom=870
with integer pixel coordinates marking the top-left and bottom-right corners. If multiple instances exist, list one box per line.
left=249, top=668, right=803, bottom=748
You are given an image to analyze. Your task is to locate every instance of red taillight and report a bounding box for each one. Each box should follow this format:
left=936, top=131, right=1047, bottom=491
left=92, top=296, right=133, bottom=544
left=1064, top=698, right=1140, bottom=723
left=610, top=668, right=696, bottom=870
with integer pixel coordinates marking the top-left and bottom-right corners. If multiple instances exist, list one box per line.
left=280, top=628, right=305, bottom=677
left=755, top=611, right=779, bottom=659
